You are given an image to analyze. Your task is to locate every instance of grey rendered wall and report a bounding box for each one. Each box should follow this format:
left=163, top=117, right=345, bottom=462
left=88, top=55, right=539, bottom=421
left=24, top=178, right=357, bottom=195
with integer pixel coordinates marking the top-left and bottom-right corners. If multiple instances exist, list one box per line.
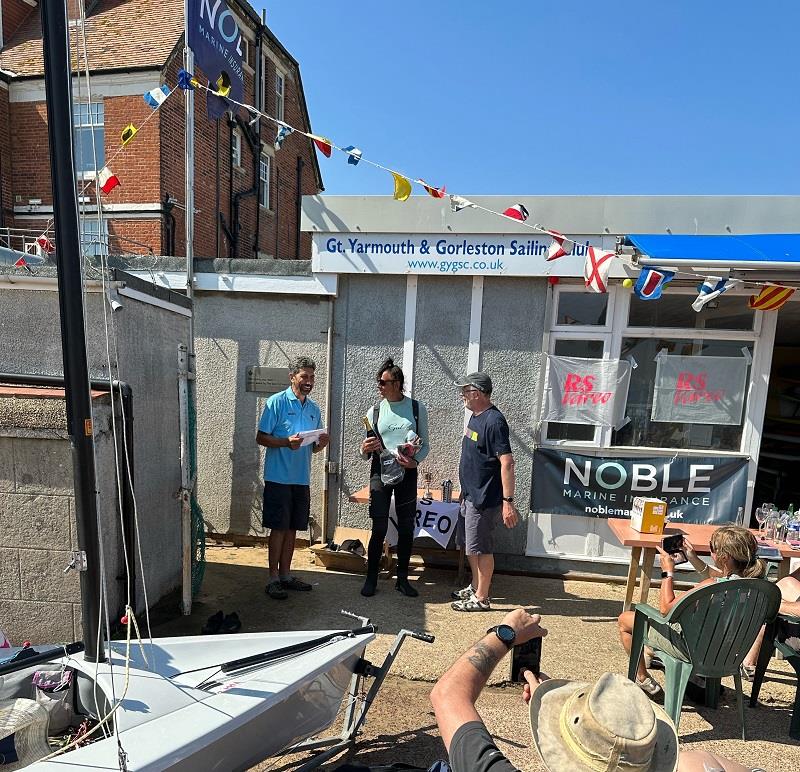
left=0, top=285, right=188, bottom=613
left=329, top=274, right=548, bottom=558
left=193, top=291, right=331, bottom=536
left=0, top=396, right=120, bottom=645
left=479, top=277, right=548, bottom=555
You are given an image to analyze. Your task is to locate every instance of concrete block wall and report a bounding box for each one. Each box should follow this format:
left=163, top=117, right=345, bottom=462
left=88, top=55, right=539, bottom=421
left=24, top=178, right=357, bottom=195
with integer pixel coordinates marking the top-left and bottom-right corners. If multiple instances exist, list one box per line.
left=0, top=395, right=120, bottom=645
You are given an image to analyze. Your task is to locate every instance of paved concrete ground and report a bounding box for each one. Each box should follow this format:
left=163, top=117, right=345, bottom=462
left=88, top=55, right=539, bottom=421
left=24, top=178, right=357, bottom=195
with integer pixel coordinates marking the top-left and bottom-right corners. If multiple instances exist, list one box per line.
left=151, top=546, right=800, bottom=771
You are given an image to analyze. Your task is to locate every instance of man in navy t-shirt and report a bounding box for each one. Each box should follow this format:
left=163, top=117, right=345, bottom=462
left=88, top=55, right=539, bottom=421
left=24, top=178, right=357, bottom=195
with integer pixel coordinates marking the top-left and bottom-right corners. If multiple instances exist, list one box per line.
left=452, top=372, right=519, bottom=612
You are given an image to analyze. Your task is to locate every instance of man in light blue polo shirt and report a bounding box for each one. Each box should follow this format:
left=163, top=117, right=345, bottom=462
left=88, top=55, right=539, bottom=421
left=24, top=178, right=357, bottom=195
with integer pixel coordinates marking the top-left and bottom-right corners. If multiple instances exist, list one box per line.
left=257, top=356, right=328, bottom=600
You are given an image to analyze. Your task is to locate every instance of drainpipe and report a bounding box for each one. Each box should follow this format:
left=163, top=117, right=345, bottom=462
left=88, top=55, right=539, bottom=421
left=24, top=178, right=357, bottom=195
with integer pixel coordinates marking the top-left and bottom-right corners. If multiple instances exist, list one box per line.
left=0, top=373, right=136, bottom=616
left=275, top=167, right=280, bottom=258
left=232, top=115, right=260, bottom=260
left=228, top=115, right=235, bottom=258
left=215, top=120, right=220, bottom=259
left=162, top=193, right=176, bottom=257
left=253, top=28, right=263, bottom=258
left=320, top=297, right=334, bottom=544
left=295, top=155, right=304, bottom=260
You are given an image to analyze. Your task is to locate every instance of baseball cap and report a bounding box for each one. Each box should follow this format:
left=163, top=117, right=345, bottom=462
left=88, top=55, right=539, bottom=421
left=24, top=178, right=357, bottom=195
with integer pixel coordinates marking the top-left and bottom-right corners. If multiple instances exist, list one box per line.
left=455, top=372, right=492, bottom=394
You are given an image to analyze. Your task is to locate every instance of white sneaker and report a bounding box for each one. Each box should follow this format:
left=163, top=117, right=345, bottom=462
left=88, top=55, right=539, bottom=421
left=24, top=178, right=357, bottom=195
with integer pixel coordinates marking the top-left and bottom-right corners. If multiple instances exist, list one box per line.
left=450, top=583, right=475, bottom=601
left=451, top=594, right=491, bottom=612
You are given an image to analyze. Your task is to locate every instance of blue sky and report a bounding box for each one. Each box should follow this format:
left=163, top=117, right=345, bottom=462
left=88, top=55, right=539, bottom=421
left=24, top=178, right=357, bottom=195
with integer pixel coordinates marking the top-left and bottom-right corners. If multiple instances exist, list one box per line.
left=261, top=1, right=800, bottom=196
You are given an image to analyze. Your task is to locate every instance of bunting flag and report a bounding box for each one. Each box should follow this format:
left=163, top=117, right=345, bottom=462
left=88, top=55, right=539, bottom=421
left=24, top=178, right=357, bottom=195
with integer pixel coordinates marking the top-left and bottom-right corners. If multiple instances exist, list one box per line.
left=177, top=69, right=195, bottom=90
left=583, top=246, right=616, bottom=293
left=343, top=145, right=362, bottom=165
left=503, top=203, right=529, bottom=222
left=633, top=267, right=675, bottom=300
left=214, top=72, right=231, bottom=98
left=14, top=257, right=33, bottom=274
left=545, top=231, right=575, bottom=262
left=691, top=277, right=740, bottom=312
left=450, top=194, right=475, bottom=213
left=418, top=179, right=446, bottom=198
left=392, top=172, right=412, bottom=201
left=98, top=167, right=120, bottom=195
left=310, top=135, right=333, bottom=157
left=143, top=84, right=170, bottom=109
left=748, top=285, right=796, bottom=311
left=121, top=123, right=138, bottom=147
left=275, top=125, right=293, bottom=150
left=36, top=235, right=55, bottom=253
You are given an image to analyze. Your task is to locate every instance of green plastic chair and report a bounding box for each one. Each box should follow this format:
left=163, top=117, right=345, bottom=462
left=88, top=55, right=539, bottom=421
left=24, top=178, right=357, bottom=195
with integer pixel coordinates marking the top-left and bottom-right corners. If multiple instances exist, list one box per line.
left=628, top=578, right=781, bottom=739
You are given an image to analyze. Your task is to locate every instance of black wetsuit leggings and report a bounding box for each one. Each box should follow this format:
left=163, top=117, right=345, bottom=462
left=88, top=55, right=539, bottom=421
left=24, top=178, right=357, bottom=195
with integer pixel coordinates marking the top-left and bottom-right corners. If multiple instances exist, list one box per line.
left=367, top=466, right=417, bottom=580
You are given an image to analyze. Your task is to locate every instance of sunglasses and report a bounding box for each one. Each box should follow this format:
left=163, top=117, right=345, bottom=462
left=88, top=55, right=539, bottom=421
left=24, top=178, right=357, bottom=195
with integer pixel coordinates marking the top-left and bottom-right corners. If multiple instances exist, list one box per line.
left=377, top=378, right=398, bottom=385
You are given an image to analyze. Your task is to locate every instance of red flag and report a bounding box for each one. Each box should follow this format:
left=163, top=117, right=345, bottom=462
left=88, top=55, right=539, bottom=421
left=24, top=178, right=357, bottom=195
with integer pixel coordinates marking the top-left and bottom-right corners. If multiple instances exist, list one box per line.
left=748, top=285, right=795, bottom=311
left=419, top=180, right=446, bottom=199
left=14, top=257, right=33, bottom=274
left=545, top=231, right=575, bottom=261
left=36, top=235, right=55, bottom=253
left=503, top=203, right=529, bottom=222
left=98, top=167, right=120, bottom=194
left=311, top=135, right=333, bottom=157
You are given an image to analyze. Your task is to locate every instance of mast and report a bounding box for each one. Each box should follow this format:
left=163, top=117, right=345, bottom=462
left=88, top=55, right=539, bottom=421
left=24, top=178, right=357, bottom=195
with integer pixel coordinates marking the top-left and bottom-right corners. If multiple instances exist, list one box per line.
left=41, top=1, right=104, bottom=663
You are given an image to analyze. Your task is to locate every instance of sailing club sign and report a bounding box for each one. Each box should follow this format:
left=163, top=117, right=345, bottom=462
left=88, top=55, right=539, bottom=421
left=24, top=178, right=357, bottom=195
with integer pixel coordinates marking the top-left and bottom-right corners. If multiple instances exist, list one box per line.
left=532, top=448, right=748, bottom=524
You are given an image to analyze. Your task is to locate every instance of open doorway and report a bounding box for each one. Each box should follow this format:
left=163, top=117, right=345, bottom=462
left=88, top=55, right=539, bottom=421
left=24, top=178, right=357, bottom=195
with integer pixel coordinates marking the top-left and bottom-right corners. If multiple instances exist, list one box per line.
left=753, top=300, right=800, bottom=514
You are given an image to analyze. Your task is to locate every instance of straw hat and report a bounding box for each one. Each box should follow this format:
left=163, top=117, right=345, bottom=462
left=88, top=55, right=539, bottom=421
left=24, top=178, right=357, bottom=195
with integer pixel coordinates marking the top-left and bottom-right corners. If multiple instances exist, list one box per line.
left=0, top=698, right=51, bottom=771
left=529, top=673, right=678, bottom=772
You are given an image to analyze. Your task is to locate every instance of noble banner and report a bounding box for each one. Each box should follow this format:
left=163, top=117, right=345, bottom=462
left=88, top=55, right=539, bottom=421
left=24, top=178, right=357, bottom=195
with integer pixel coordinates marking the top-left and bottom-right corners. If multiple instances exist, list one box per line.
left=532, top=448, right=748, bottom=524
left=387, top=498, right=460, bottom=549
left=651, top=353, right=749, bottom=425
left=187, top=0, right=245, bottom=105
left=542, top=356, right=632, bottom=428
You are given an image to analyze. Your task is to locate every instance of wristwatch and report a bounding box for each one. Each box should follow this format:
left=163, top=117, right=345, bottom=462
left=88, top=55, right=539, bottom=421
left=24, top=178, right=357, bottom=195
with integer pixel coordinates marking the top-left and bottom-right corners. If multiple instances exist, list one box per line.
left=502, top=496, right=515, bottom=503
left=487, top=624, right=516, bottom=648
left=661, top=571, right=674, bottom=579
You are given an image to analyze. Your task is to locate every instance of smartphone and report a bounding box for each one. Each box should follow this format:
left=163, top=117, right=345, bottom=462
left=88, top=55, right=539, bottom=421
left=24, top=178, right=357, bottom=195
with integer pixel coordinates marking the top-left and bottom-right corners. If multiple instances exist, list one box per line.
left=510, top=637, right=542, bottom=682
left=661, top=533, right=688, bottom=566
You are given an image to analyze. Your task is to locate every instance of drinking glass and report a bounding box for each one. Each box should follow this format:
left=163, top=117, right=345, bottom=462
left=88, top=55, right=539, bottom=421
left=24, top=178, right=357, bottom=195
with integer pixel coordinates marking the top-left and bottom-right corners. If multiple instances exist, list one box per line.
left=755, top=506, right=767, bottom=535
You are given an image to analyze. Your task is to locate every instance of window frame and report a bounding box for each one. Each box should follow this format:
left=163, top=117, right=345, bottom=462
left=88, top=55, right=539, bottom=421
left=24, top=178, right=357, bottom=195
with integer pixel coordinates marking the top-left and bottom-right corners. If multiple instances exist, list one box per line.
left=542, top=282, right=765, bottom=455
left=73, top=100, right=105, bottom=179
left=232, top=128, right=243, bottom=168
left=259, top=152, right=271, bottom=209
left=275, top=70, right=285, bottom=122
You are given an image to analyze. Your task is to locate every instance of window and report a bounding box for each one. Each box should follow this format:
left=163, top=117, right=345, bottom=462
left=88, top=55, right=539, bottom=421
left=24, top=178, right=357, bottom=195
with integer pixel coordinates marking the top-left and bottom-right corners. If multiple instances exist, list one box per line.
left=73, top=101, right=104, bottom=176
left=232, top=129, right=242, bottom=168
left=259, top=153, right=270, bottom=209
left=275, top=71, right=284, bottom=121
left=79, top=218, right=108, bottom=259
left=543, top=284, right=760, bottom=454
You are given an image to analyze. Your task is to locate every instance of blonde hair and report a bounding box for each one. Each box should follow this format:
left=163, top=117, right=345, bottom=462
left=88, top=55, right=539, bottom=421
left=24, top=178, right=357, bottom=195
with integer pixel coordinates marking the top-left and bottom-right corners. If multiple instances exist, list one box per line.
left=709, top=525, right=766, bottom=578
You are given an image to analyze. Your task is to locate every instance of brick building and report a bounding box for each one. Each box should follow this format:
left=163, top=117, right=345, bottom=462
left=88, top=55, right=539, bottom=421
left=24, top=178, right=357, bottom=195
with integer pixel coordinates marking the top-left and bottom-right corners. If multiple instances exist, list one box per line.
left=0, top=0, right=322, bottom=261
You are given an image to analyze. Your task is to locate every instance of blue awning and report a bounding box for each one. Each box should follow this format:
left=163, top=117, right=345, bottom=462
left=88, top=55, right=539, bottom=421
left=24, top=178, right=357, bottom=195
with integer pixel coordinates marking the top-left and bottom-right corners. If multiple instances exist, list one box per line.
left=626, top=234, right=800, bottom=270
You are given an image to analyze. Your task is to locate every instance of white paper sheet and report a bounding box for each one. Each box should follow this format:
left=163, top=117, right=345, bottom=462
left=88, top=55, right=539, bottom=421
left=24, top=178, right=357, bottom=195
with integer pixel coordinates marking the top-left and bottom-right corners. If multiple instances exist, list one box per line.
left=298, top=428, right=326, bottom=447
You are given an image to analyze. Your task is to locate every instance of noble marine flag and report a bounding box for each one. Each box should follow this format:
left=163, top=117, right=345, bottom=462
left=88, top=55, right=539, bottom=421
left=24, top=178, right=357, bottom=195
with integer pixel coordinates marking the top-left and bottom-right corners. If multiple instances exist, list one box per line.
left=691, top=277, right=740, bottom=312
left=187, top=0, right=244, bottom=116
left=418, top=179, right=446, bottom=198
left=748, top=285, right=796, bottom=311
left=143, top=85, right=170, bottom=109
left=546, top=231, right=575, bottom=262
left=392, top=172, right=412, bottom=202
left=583, top=246, right=616, bottom=293
left=98, top=167, right=120, bottom=195
left=274, top=125, right=293, bottom=150
left=503, top=203, right=529, bottom=222
left=343, top=145, right=362, bottom=165
left=634, top=267, right=675, bottom=301
left=121, top=123, right=138, bottom=147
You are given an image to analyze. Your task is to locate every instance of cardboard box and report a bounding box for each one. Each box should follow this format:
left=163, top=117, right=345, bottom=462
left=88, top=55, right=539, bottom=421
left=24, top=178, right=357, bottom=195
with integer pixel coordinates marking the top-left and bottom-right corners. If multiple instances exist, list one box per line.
left=630, top=497, right=667, bottom=534
left=309, top=526, right=388, bottom=573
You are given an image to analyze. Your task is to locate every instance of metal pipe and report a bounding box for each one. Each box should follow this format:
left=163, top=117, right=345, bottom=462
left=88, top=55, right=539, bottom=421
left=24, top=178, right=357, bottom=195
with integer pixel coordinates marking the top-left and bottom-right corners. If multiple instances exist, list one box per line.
left=295, top=155, right=304, bottom=260
left=320, top=297, right=334, bottom=544
left=40, top=0, right=103, bottom=662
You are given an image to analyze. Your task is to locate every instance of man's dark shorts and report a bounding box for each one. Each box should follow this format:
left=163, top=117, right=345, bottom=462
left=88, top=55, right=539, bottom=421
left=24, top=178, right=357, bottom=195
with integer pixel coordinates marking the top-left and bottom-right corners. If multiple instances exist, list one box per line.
left=262, top=481, right=311, bottom=530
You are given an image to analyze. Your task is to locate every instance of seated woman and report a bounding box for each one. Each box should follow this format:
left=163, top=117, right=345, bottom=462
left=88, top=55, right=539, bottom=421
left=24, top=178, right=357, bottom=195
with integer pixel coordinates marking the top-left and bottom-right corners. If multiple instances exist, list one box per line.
left=618, top=525, right=766, bottom=697
left=741, top=568, right=800, bottom=678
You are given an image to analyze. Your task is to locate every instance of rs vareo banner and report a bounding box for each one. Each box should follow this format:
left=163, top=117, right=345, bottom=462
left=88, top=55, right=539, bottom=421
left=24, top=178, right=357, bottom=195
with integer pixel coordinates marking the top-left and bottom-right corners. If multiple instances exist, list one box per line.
left=387, top=498, right=460, bottom=549
left=532, top=448, right=748, bottom=524
left=651, top=353, right=750, bottom=425
left=543, top=356, right=632, bottom=428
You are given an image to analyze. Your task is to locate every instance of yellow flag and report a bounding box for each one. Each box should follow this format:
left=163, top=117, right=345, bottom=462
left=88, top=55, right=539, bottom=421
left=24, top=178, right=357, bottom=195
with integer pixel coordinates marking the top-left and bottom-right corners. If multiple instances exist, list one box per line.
left=215, top=73, right=231, bottom=98
left=190, top=77, right=201, bottom=89
left=121, top=123, right=138, bottom=147
left=392, top=172, right=412, bottom=202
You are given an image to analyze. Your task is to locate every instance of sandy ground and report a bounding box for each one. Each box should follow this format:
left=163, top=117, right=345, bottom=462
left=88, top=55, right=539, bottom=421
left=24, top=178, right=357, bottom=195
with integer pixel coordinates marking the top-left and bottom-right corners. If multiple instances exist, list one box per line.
left=151, top=546, right=800, bottom=771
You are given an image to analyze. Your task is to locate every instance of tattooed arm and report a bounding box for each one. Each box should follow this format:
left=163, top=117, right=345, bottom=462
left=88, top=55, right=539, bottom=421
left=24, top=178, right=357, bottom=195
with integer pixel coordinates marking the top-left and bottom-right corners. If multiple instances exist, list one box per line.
left=430, top=609, right=547, bottom=752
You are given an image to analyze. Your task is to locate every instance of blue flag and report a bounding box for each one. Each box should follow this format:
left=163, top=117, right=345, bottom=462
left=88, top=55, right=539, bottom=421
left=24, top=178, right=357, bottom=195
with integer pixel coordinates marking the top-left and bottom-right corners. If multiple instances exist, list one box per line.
left=343, top=145, right=362, bottom=165
left=634, top=267, right=675, bottom=300
left=187, top=0, right=244, bottom=117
